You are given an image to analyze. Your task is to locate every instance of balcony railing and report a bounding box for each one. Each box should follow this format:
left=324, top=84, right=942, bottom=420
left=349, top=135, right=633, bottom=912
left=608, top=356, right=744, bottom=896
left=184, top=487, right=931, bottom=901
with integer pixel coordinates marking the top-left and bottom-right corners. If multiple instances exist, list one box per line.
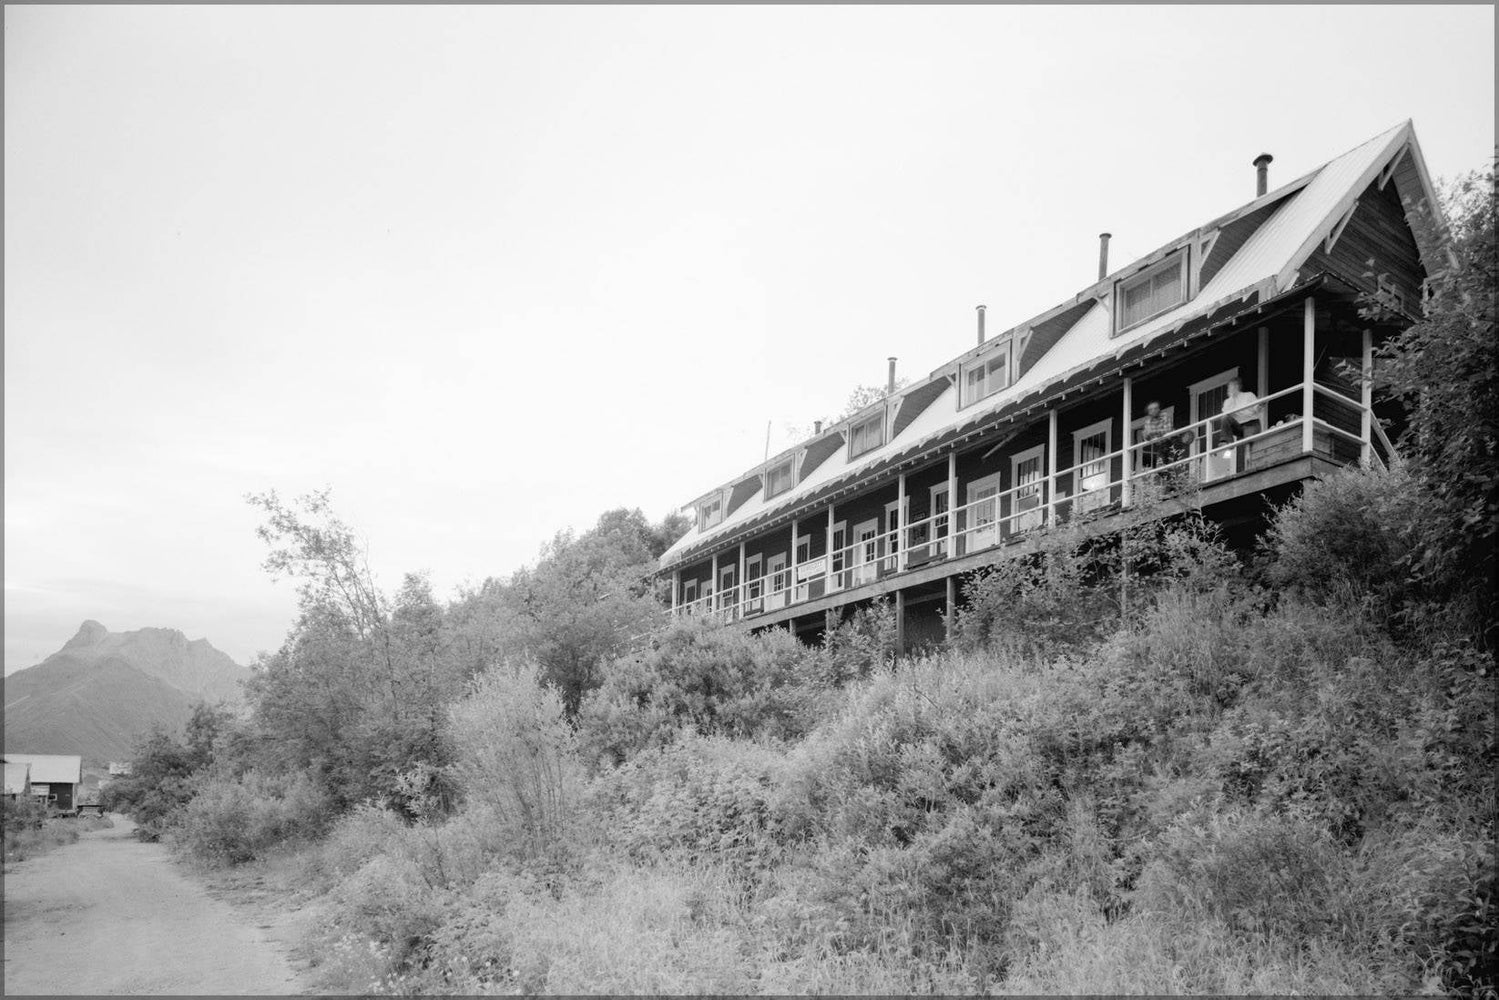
left=673, top=380, right=1390, bottom=623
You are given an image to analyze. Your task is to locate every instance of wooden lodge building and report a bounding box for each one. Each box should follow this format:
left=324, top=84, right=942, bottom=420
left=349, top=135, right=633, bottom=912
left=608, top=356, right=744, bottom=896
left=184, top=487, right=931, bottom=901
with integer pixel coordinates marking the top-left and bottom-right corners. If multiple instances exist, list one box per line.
left=657, top=122, right=1441, bottom=648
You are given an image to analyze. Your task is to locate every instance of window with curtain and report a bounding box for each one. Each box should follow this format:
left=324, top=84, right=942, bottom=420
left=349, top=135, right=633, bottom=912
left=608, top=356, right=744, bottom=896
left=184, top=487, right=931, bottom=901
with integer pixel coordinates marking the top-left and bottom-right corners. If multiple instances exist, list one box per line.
left=848, top=412, right=885, bottom=458
left=961, top=341, right=1012, bottom=407
left=1118, top=253, right=1187, bottom=331
left=764, top=459, right=795, bottom=498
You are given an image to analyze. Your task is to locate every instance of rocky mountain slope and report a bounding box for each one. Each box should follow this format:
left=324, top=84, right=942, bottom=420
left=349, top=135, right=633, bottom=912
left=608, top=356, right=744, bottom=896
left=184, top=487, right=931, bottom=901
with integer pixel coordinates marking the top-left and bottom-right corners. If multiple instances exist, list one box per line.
left=3, top=621, right=251, bottom=763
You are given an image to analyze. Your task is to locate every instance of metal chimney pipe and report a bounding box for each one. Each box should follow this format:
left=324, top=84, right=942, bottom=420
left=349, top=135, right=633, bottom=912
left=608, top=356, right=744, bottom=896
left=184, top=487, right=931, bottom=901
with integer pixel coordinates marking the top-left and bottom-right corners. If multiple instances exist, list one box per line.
left=814, top=419, right=823, bottom=435
left=976, top=304, right=987, bottom=345
left=1098, top=233, right=1112, bottom=280
left=887, top=357, right=897, bottom=395
left=1254, top=153, right=1273, bottom=197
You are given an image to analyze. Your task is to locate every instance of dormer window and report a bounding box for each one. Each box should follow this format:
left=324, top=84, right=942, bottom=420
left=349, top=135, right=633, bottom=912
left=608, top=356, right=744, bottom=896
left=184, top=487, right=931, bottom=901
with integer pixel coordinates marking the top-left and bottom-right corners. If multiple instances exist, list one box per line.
left=764, top=458, right=795, bottom=498
left=848, top=411, right=885, bottom=459
left=961, top=340, right=1012, bottom=408
left=1116, top=251, right=1188, bottom=333
left=697, top=495, right=724, bottom=530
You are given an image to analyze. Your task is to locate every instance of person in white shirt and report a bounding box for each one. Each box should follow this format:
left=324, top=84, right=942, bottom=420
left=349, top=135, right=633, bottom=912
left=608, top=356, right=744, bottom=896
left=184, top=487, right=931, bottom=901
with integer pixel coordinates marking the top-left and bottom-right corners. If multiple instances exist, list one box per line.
left=1220, top=377, right=1263, bottom=441
left=1219, top=377, right=1264, bottom=469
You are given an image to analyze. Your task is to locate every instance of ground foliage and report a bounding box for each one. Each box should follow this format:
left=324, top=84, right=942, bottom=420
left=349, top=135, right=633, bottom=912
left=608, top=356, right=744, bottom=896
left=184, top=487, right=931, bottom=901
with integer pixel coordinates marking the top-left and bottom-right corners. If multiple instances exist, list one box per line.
left=109, top=172, right=1498, bottom=996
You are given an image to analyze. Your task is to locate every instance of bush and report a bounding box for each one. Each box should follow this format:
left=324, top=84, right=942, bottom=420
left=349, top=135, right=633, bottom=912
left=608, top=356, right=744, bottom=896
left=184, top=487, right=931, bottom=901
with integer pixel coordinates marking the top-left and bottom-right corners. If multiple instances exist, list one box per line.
left=176, top=770, right=331, bottom=865
left=586, top=732, right=783, bottom=872
left=1135, top=805, right=1345, bottom=939
left=578, top=618, right=816, bottom=767
left=446, top=661, right=585, bottom=860
left=1262, top=464, right=1429, bottom=623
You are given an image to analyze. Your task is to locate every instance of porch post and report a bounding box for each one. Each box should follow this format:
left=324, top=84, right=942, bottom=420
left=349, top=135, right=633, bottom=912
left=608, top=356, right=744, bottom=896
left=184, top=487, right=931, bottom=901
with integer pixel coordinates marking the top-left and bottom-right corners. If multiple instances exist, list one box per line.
left=1257, top=326, right=1270, bottom=398
left=826, top=505, right=836, bottom=589
left=896, top=470, right=908, bottom=571
left=671, top=568, right=680, bottom=615
left=710, top=551, right=719, bottom=613
left=1047, top=408, right=1059, bottom=526
left=944, top=575, right=957, bottom=642
left=738, top=541, right=746, bottom=616
left=946, top=451, right=957, bottom=554
left=1121, top=376, right=1133, bottom=507
left=894, top=589, right=906, bottom=657
left=1302, top=297, right=1316, bottom=455
left=1361, top=328, right=1373, bottom=466
left=789, top=517, right=798, bottom=602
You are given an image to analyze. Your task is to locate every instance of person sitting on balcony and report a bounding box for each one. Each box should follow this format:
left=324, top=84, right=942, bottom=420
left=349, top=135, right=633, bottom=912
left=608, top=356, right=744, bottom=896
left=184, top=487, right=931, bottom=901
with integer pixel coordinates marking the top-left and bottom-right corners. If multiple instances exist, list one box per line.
left=1219, top=377, right=1264, bottom=442
left=1140, top=400, right=1173, bottom=469
left=1219, top=377, right=1265, bottom=470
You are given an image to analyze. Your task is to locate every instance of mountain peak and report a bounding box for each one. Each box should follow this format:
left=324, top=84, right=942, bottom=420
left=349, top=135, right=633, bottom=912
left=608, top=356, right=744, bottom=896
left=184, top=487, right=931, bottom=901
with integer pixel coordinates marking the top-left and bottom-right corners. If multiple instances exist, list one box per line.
left=63, top=620, right=109, bottom=650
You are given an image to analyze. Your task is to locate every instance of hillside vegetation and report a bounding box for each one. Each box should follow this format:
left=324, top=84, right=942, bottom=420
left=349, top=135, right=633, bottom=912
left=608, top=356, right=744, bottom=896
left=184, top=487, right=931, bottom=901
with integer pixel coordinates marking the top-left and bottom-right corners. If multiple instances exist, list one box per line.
left=105, top=167, right=1497, bottom=995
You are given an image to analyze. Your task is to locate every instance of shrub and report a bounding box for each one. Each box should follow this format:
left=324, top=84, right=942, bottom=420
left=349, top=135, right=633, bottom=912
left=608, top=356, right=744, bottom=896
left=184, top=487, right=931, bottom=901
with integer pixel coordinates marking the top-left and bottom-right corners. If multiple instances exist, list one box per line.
left=446, top=661, right=584, bottom=859
left=1262, top=464, right=1428, bottom=623
left=1135, top=805, right=1345, bottom=939
left=176, top=770, right=331, bottom=865
left=586, top=732, right=783, bottom=872
left=579, top=618, right=816, bottom=766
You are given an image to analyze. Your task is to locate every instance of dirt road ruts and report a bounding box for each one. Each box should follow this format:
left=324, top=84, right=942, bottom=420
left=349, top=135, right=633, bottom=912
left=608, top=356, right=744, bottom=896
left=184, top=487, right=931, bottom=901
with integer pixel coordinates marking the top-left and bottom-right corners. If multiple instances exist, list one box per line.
left=2, top=815, right=308, bottom=995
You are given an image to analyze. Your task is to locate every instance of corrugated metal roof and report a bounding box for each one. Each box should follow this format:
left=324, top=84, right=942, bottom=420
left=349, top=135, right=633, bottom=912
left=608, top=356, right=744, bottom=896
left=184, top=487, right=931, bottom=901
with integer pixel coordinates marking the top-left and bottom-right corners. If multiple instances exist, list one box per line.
left=3, top=754, right=83, bottom=785
left=660, top=122, right=1429, bottom=570
left=4, top=762, right=31, bottom=795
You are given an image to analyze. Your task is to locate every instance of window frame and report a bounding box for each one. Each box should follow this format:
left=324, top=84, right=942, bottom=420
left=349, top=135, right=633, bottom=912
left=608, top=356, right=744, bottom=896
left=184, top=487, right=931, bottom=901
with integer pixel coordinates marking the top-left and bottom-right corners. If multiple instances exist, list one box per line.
left=764, top=457, right=796, bottom=499
left=847, top=410, right=887, bottom=459
left=697, top=495, right=724, bottom=531
left=1072, top=418, right=1113, bottom=513
left=959, top=339, right=1014, bottom=409
left=1114, top=250, right=1190, bottom=335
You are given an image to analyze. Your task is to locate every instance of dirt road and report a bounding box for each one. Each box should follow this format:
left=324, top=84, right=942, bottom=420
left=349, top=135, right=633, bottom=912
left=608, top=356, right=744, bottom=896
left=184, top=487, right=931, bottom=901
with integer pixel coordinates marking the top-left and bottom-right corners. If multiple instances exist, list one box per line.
left=2, top=816, right=310, bottom=995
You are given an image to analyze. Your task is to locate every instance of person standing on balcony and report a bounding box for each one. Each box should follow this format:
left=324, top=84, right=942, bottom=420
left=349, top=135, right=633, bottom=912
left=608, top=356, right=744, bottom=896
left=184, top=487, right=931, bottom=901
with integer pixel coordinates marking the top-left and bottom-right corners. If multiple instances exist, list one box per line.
left=1219, top=377, right=1264, bottom=470
left=1140, top=400, right=1173, bottom=469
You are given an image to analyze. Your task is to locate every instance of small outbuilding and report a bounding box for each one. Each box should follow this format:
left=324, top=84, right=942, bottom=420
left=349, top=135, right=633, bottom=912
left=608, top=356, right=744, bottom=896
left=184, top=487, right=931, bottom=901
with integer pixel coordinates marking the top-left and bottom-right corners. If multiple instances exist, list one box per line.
left=4, top=761, right=32, bottom=800
left=3, top=754, right=83, bottom=811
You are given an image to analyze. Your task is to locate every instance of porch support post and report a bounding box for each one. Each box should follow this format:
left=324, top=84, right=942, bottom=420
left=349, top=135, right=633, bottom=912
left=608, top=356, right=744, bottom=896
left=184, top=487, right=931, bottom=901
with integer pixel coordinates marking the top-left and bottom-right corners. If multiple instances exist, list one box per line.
left=827, top=505, right=836, bottom=590
left=737, top=541, right=746, bottom=616
left=1361, top=327, right=1373, bottom=466
left=894, top=588, right=906, bottom=657
left=1121, top=376, right=1133, bottom=507
left=1047, top=408, right=1059, bottom=526
left=789, top=517, right=798, bottom=602
left=944, top=575, right=957, bottom=642
left=671, top=568, right=680, bottom=614
left=896, top=470, right=908, bottom=571
left=1302, top=297, right=1316, bottom=455
left=710, top=551, right=719, bottom=613
left=1257, top=326, right=1270, bottom=398
left=946, top=451, right=958, bottom=554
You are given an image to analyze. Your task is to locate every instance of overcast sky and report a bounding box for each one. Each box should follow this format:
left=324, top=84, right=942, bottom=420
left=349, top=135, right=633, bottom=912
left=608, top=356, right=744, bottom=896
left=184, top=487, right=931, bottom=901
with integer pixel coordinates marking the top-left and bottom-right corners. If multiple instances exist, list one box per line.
left=5, top=5, right=1494, bottom=673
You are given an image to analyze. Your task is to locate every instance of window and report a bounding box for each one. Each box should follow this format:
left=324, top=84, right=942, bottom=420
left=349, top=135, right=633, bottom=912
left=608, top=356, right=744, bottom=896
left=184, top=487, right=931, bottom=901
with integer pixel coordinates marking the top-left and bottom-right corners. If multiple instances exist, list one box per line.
left=764, top=458, right=795, bottom=498
left=848, top=411, right=885, bottom=458
left=1011, top=446, right=1047, bottom=533
left=961, top=341, right=1012, bottom=407
left=1072, top=419, right=1112, bottom=514
left=697, top=496, right=723, bottom=530
left=1117, top=252, right=1188, bottom=332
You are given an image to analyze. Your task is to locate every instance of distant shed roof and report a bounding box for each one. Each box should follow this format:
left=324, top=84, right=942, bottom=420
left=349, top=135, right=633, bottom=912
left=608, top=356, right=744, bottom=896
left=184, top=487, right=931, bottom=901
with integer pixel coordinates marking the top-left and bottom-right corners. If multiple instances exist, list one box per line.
left=4, top=762, right=31, bottom=795
left=3, top=754, right=83, bottom=785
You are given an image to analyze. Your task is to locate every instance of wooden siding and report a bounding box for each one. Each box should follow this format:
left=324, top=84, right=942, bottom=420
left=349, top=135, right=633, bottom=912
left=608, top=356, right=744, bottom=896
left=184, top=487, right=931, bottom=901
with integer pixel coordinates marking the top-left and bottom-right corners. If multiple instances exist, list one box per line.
left=1303, top=179, right=1425, bottom=305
